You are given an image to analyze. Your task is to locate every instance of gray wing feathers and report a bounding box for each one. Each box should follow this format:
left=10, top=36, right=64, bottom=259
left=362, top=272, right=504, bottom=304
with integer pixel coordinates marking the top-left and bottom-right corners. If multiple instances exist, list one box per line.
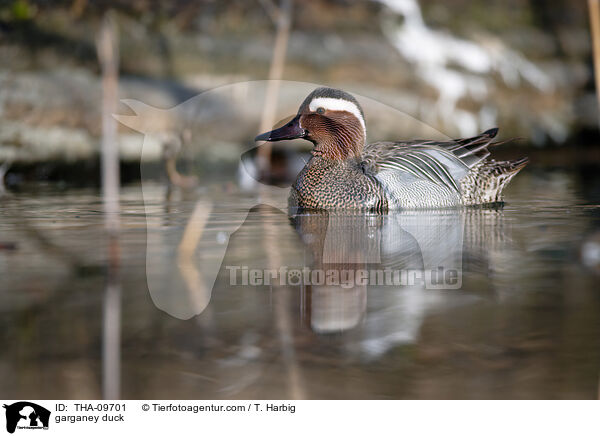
left=363, top=128, right=501, bottom=195
left=378, top=150, right=461, bottom=193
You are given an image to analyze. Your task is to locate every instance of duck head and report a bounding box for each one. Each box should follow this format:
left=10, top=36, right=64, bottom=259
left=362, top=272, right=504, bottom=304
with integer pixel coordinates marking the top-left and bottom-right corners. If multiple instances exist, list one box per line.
left=255, top=87, right=366, bottom=160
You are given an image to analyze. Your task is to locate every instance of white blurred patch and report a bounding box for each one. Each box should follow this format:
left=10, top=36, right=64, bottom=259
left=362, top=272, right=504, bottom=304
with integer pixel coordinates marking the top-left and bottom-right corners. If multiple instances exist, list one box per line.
left=377, top=0, right=555, bottom=136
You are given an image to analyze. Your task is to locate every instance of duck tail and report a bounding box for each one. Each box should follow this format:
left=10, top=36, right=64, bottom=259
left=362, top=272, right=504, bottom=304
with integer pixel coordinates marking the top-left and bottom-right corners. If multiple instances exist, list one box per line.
left=461, top=157, right=528, bottom=205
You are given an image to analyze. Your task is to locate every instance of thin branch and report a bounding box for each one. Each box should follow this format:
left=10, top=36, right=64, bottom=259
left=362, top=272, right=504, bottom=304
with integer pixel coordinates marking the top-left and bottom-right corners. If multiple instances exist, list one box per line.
left=588, top=0, right=600, bottom=127
left=256, top=0, right=293, bottom=177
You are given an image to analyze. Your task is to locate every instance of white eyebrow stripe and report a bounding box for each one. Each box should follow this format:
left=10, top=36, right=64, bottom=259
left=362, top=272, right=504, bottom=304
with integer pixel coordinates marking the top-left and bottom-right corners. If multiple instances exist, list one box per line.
left=308, top=97, right=366, bottom=132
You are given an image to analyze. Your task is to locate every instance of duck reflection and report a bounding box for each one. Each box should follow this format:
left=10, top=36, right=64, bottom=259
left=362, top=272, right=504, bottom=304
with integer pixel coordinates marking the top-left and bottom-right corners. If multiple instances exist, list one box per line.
left=146, top=188, right=509, bottom=362
left=290, top=209, right=466, bottom=341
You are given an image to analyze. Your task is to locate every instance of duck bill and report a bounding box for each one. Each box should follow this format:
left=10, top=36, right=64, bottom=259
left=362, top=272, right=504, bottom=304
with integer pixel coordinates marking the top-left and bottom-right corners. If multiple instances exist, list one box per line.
left=255, top=115, right=306, bottom=142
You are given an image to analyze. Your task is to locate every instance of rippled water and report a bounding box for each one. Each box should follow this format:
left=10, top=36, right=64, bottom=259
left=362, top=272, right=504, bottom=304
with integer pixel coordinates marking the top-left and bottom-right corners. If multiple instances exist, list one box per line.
left=1, top=164, right=599, bottom=399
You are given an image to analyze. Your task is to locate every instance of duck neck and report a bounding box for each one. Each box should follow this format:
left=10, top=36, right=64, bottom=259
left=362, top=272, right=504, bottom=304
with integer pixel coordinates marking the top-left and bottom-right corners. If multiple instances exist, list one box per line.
left=313, top=130, right=365, bottom=161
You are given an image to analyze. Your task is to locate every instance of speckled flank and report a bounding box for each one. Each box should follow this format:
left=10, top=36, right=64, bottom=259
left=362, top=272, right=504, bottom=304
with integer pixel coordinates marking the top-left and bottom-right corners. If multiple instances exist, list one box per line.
left=375, top=169, right=461, bottom=209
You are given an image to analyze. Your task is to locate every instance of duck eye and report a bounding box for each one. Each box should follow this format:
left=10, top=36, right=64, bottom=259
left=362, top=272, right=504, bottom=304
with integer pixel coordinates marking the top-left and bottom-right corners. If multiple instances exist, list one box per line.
left=316, top=107, right=325, bottom=115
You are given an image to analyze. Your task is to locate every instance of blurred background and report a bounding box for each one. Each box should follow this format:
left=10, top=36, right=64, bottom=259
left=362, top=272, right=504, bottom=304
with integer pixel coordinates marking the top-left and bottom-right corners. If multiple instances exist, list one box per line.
left=2, top=0, right=600, bottom=400
left=0, top=0, right=597, bottom=184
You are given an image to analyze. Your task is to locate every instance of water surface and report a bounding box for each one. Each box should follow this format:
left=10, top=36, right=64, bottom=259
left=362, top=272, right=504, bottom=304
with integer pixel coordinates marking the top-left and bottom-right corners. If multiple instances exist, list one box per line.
left=1, top=165, right=599, bottom=399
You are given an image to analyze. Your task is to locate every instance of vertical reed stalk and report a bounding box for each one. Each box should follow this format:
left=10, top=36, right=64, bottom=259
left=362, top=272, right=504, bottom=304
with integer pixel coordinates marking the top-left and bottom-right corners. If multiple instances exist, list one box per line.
left=256, top=0, right=293, bottom=176
left=97, top=12, right=121, bottom=401
left=589, top=0, right=600, bottom=126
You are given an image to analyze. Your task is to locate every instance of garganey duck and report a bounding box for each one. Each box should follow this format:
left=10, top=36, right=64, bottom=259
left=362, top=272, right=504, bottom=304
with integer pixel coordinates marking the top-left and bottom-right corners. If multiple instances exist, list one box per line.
left=255, top=87, right=527, bottom=211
